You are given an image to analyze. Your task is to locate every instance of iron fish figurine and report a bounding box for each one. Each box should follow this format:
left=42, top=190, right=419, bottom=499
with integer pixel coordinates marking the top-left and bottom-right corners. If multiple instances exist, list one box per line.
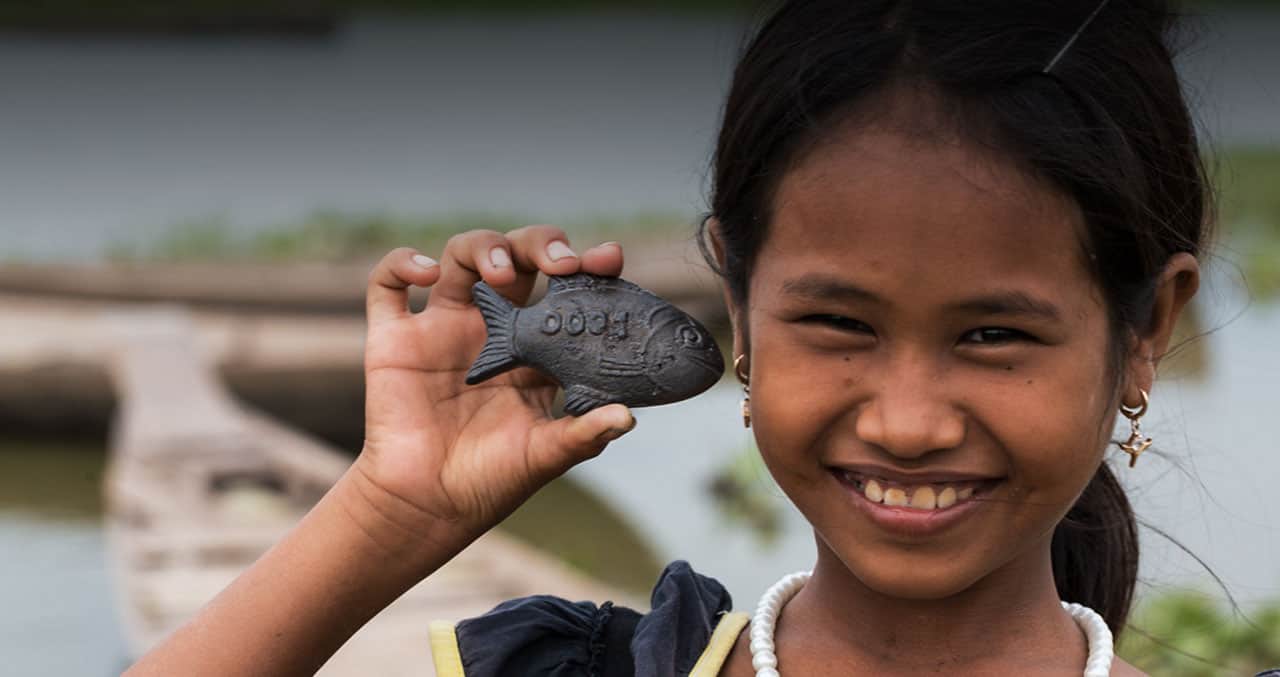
left=465, top=273, right=724, bottom=415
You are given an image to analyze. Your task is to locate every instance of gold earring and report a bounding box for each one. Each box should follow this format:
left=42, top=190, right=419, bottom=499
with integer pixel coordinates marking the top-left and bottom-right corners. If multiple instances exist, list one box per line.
left=1117, top=389, right=1152, bottom=468
left=734, top=354, right=750, bottom=428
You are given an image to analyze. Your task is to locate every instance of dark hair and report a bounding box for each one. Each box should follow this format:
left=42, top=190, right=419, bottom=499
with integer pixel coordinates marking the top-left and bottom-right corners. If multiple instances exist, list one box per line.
left=698, top=0, right=1212, bottom=635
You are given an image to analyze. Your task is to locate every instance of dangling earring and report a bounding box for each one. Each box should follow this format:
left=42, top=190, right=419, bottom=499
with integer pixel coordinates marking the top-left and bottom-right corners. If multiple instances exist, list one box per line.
left=1117, top=389, right=1153, bottom=468
left=734, top=354, right=750, bottom=428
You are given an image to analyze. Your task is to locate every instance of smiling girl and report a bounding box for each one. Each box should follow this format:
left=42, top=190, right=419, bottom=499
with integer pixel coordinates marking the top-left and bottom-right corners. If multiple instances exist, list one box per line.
left=126, top=1, right=1248, bottom=676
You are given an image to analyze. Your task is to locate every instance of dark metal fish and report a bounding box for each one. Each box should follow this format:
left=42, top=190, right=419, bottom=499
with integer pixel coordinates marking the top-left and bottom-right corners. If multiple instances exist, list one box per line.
left=465, top=273, right=724, bottom=415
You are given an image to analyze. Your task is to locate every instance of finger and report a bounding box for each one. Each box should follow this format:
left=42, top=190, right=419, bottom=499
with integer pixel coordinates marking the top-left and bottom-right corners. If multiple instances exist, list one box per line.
left=498, top=225, right=581, bottom=305
left=367, top=247, right=441, bottom=324
left=528, top=404, right=636, bottom=478
left=578, top=241, right=624, bottom=277
left=429, top=230, right=517, bottom=309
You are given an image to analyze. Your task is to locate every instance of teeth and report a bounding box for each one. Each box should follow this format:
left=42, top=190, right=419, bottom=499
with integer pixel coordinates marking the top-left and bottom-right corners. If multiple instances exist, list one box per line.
left=909, top=486, right=937, bottom=509
left=853, top=474, right=984, bottom=511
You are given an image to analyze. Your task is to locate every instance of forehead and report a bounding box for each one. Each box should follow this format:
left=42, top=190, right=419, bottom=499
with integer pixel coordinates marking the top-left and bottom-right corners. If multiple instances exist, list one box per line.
left=760, top=125, right=1094, bottom=306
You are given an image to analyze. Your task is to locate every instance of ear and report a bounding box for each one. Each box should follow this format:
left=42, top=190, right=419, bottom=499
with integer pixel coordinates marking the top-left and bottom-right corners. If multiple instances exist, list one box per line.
left=705, top=217, right=748, bottom=362
left=1123, top=252, right=1200, bottom=407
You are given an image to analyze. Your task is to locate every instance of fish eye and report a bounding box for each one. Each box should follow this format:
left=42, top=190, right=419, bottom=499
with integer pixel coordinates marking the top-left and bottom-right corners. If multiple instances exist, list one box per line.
left=678, top=324, right=703, bottom=346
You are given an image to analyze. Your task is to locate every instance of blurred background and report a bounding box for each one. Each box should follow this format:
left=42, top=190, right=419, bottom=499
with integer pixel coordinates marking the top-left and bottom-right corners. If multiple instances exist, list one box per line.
left=1, top=2, right=1277, bottom=675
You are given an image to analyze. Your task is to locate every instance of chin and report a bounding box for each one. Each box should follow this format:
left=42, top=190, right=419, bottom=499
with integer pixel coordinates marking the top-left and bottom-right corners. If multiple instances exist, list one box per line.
left=858, top=563, right=981, bottom=600
left=824, top=538, right=993, bottom=601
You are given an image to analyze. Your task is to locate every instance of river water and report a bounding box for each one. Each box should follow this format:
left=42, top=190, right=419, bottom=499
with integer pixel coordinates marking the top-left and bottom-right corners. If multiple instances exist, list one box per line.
left=1, top=9, right=1278, bottom=675
left=1, top=9, right=1278, bottom=260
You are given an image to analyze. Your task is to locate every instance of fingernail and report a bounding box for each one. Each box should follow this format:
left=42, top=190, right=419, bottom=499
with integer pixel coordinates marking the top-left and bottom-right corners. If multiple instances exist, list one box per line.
left=412, top=254, right=437, bottom=268
left=489, top=247, right=511, bottom=268
left=546, top=241, right=577, bottom=261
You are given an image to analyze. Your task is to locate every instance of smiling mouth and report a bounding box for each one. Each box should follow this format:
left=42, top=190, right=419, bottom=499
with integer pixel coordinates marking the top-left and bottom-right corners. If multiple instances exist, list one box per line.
left=830, top=469, right=1000, bottom=512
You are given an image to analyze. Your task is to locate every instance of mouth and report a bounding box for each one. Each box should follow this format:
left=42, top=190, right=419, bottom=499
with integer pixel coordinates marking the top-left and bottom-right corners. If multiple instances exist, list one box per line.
left=687, top=351, right=725, bottom=374
left=829, top=468, right=1004, bottom=537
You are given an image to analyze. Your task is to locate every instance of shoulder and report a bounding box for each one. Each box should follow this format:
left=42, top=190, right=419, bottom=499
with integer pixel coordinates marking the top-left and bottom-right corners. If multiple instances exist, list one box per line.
left=432, top=561, right=738, bottom=677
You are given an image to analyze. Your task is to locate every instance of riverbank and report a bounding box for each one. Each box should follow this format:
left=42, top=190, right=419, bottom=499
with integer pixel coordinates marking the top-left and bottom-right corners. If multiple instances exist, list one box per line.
left=0, top=234, right=725, bottom=442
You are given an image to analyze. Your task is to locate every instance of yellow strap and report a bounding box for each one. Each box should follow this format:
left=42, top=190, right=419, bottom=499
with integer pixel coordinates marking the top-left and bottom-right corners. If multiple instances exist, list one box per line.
left=429, top=621, right=466, bottom=677
left=689, top=611, right=750, bottom=677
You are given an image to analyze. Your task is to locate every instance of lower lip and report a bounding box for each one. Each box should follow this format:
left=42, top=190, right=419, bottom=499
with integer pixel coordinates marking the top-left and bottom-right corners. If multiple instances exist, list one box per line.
left=831, top=470, right=998, bottom=539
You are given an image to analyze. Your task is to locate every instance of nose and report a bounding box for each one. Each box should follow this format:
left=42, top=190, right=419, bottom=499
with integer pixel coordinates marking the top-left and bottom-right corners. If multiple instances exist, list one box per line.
left=853, top=357, right=966, bottom=459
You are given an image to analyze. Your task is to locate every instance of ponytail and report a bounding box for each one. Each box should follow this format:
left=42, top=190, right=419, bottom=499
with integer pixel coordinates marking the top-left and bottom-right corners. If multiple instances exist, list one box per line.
left=1051, top=462, right=1139, bottom=635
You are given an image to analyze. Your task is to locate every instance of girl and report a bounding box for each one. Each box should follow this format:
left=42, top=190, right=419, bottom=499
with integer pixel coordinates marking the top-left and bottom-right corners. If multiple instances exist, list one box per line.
left=128, top=0, right=1239, bottom=675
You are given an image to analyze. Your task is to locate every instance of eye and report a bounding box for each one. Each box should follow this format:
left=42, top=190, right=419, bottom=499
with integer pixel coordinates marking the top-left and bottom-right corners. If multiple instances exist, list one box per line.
left=678, top=324, right=703, bottom=346
left=960, top=327, right=1032, bottom=344
left=802, top=315, right=875, bottom=334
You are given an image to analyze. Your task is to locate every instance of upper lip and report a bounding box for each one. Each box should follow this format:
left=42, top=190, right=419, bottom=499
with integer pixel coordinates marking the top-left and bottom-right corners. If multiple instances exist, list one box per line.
left=827, top=462, right=1003, bottom=485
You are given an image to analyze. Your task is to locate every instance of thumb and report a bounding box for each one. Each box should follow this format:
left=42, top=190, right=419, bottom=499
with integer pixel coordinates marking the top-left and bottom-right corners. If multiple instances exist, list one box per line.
left=530, top=404, right=636, bottom=476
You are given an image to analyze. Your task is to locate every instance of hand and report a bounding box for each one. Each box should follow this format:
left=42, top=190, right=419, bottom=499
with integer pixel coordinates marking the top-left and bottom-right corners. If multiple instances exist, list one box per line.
left=354, top=227, right=636, bottom=547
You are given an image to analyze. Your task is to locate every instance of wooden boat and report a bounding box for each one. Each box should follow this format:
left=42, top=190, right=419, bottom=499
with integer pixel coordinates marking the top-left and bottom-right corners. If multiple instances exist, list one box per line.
left=102, top=307, right=629, bottom=675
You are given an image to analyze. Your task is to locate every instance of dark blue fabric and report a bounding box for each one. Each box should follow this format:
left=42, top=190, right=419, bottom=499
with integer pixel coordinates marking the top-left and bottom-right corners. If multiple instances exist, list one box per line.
left=455, top=595, right=602, bottom=676
left=631, top=561, right=734, bottom=677
left=452, top=561, right=734, bottom=677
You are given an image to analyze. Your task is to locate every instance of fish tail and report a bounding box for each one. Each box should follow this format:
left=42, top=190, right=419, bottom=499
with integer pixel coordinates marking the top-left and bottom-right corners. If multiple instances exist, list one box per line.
left=465, top=282, right=521, bottom=385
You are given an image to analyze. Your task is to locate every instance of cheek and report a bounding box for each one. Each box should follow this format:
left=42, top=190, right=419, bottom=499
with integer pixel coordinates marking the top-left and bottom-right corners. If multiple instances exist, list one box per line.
left=747, top=333, right=856, bottom=479
left=997, top=355, right=1114, bottom=504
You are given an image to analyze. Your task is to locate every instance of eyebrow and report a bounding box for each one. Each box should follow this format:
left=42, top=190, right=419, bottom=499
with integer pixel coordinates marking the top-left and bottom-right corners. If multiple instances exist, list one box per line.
left=779, top=273, right=1063, bottom=322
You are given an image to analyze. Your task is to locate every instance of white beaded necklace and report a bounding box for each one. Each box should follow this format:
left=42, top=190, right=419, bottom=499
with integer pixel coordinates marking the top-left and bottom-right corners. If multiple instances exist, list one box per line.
left=749, top=571, right=1115, bottom=677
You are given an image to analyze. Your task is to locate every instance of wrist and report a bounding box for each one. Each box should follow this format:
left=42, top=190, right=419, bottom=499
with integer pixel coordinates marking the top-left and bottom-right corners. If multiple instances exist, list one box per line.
left=331, top=458, right=478, bottom=579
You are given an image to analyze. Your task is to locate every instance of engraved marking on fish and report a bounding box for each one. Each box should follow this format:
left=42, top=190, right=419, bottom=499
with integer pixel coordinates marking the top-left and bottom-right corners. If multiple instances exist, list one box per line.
left=464, top=273, right=724, bottom=414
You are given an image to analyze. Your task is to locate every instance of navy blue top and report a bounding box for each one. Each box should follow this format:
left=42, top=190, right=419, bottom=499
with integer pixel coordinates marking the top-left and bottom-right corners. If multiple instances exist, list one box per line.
left=454, top=560, right=733, bottom=677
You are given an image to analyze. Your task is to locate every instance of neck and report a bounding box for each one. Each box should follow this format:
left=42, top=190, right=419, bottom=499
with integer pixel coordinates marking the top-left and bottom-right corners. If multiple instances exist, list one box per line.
left=777, top=534, right=1087, bottom=673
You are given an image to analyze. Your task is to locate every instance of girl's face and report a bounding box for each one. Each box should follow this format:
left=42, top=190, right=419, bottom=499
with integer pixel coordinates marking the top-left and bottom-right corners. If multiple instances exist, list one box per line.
left=742, top=122, right=1120, bottom=600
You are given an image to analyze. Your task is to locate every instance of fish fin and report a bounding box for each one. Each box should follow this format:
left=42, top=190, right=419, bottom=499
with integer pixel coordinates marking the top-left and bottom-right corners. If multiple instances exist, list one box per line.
left=465, top=282, right=521, bottom=385
left=602, top=276, right=652, bottom=296
left=547, top=273, right=653, bottom=297
left=563, top=384, right=614, bottom=416
left=546, top=273, right=590, bottom=294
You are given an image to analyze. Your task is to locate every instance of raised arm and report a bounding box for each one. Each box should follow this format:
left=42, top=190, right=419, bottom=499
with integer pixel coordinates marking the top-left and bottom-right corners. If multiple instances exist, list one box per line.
left=125, top=228, right=637, bottom=676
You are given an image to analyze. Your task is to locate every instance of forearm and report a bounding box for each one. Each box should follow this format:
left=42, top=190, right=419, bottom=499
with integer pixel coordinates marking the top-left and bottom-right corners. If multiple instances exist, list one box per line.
left=125, top=460, right=471, bottom=676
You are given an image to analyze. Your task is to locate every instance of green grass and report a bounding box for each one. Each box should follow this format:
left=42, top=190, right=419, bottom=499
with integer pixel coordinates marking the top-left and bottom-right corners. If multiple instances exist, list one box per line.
left=1212, top=148, right=1280, bottom=298
left=1121, top=592, right=1280, bottom=676
left=106, top=209, right=692, bottom=264
left=105, top=147, right=1280, bottom=299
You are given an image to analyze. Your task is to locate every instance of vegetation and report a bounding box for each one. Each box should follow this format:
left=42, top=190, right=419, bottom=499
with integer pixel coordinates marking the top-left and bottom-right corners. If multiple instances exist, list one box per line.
left=105, top=210, right=691, bottom=264
left=1211, top=148, right=1280, bottom=298
left=1121, top=591, right=1280, bottom=676
left=705, top=442, right=782, bottom=546
left=105, top=147, right=1280, bottom=303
